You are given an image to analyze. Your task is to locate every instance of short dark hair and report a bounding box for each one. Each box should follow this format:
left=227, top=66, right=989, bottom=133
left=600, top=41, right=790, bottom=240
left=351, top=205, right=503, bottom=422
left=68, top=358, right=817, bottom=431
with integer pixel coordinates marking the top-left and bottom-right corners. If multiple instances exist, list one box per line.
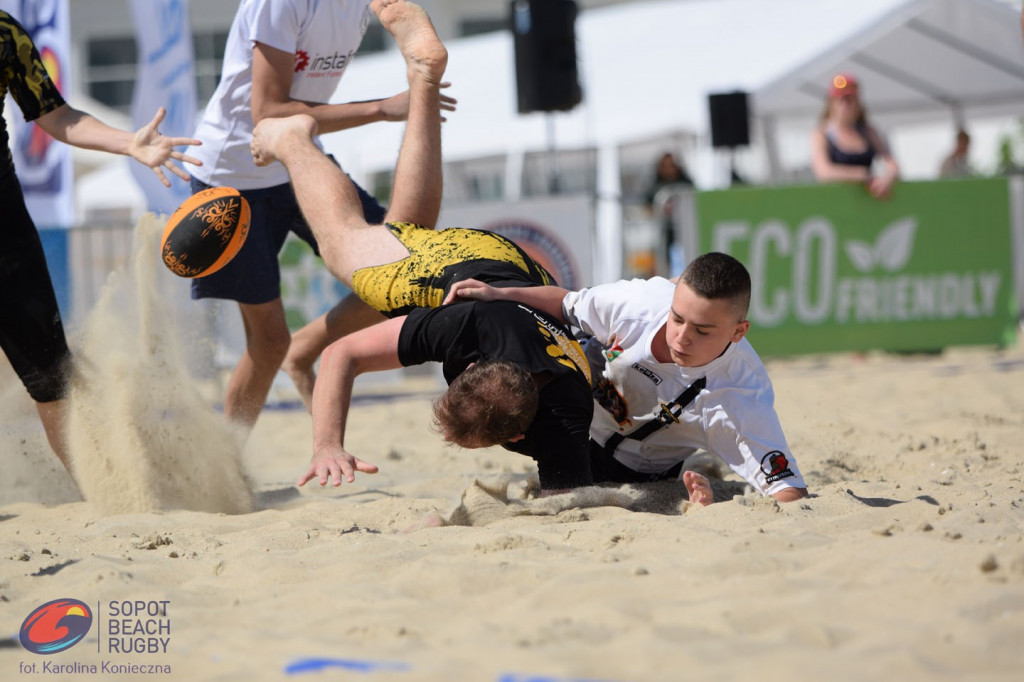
left=681, top=252, right=751, bottom=319
left=432, top=359, right=538, bottom=447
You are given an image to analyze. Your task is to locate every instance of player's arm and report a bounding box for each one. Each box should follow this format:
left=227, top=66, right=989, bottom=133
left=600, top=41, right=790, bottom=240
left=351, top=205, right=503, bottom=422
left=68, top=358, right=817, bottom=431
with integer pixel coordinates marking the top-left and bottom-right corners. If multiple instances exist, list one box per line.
left=772, top=486, right=808, bottom=503
left=864, top=126, right=899, bottom=199
left=34, top=104, right=200, bottom=187
left=444, top=279, right=571, bottom=323
left=250, top=42, right=455, bottom=133
left=303, top=316, right=407, bottom=487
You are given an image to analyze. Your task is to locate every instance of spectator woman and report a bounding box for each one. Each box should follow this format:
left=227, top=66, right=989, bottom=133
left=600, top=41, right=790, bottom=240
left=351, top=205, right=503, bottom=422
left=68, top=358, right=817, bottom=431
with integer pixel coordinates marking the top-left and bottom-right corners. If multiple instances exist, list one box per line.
left=811, top=73, right=899, bottom=199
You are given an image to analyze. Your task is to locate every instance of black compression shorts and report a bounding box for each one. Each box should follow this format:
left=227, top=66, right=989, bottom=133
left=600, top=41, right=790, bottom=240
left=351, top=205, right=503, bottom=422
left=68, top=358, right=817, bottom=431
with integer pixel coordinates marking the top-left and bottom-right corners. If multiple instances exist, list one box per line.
left=0, top=174, right=71, bottom=402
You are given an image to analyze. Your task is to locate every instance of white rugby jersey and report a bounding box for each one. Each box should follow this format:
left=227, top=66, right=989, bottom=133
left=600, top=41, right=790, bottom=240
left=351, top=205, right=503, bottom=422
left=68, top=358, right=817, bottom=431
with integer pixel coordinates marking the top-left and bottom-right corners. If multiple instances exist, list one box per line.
left=191, top=0, right=373, bottom=189
left=563, top=277, right=806, bottom=496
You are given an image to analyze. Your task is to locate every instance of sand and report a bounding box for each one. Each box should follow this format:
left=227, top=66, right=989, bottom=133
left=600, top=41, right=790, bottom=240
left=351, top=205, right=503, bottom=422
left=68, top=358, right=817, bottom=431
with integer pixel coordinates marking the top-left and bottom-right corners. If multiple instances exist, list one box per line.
left=1, top=217, right=1022, bottom=681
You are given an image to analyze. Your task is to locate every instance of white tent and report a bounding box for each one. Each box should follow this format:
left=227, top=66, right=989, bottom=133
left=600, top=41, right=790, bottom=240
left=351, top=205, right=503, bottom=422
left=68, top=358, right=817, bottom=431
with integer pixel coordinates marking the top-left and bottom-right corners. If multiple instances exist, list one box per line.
left=321, top=0, right=1024, bottom=280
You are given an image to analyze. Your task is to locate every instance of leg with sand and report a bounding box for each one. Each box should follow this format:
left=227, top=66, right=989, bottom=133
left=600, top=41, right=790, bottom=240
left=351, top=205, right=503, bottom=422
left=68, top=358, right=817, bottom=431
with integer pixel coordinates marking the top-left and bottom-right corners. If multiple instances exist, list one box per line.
left=251, top=0, right=448, bottom=289
left=253, top=0, right=448, bottom=409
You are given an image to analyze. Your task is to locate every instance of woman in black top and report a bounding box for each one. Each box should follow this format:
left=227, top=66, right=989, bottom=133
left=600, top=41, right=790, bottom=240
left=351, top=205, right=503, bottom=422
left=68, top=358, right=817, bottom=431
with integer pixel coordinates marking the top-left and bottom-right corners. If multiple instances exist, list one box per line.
left=810, top=73, right=899, bottom=199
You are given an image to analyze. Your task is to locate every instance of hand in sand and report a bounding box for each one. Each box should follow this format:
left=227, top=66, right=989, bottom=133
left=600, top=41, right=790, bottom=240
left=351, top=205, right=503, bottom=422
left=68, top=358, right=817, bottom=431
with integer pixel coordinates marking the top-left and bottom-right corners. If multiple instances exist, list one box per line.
left=683, top=471, right=713, bottom=506
left=299, top=447, right=380, bottom=487
left=443, top=278, right=500, bottom=305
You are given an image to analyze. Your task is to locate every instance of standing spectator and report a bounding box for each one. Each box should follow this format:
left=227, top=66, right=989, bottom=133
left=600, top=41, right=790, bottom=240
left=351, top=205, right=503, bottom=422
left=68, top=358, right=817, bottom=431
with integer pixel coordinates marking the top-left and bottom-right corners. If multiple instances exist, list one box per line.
left=810, top=73, right=899, bottom=199
left=644, top=152, right=694, bottom=276
left=188, top=0, right=454, bottom=429
left=939, top=129, right=972, bottom=179
left=1, top=9, right=200, bottom=485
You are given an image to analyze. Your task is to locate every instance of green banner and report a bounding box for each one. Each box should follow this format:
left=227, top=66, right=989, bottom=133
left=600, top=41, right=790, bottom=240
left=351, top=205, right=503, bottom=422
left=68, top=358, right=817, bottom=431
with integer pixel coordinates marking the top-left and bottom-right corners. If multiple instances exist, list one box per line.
left=695, top=178, right=1017, bottom=356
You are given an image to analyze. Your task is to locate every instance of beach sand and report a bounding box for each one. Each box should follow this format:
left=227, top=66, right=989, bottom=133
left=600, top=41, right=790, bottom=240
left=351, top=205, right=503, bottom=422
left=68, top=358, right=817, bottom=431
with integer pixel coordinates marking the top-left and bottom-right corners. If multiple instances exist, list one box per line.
left=1, top=218, right=1022, bottom=681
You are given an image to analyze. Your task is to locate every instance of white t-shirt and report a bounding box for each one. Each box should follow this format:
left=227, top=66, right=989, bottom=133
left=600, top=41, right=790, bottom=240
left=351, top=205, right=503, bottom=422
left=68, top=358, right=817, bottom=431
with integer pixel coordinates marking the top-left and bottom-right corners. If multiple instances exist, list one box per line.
left=191, top=0, right=373, bottom=189
left=562, top=277, right=806, bottom=496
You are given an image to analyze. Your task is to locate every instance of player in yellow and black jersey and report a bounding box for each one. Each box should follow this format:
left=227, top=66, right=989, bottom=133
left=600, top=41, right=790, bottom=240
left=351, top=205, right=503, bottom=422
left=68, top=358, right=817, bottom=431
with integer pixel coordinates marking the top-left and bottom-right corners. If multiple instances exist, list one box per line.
left=351, top=221, right=554, bottom=317
left=251, top=3, right=596, bottom=492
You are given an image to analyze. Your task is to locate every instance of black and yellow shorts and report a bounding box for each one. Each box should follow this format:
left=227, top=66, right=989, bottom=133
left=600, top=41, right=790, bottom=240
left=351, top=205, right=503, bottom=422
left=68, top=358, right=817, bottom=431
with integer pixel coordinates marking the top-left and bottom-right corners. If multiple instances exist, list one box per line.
left=352, top=222, right=556, bottom=317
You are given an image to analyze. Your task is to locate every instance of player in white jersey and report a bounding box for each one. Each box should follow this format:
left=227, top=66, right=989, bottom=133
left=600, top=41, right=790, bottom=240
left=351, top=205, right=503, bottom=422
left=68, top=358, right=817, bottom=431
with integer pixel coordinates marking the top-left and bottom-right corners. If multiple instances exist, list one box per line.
left=189, top=0, right=454, bottom=430
left=446, top=252, right=809, bottom=503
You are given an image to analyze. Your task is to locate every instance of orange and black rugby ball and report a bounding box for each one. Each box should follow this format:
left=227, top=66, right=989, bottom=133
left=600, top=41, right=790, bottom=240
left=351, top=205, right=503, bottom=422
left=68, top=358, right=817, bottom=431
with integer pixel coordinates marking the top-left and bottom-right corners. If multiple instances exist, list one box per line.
left=161, top=187, right=251, bottom=278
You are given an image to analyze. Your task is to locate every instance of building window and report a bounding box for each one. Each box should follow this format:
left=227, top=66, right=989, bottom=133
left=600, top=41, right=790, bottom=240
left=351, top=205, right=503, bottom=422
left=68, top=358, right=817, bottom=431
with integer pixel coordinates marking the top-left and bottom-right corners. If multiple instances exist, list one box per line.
left=359, top=23, right=386, bottom=54
left=521, top=147, right=597, bottom=197
left=459, top=17, right=508, bottom=38
left=85, top=30, right=228, bottom=114
left=444, top=155, right=506, bottom=202
left=192, top=30, right=230, bottom=105
left=85, top=37, right=137, bottom=112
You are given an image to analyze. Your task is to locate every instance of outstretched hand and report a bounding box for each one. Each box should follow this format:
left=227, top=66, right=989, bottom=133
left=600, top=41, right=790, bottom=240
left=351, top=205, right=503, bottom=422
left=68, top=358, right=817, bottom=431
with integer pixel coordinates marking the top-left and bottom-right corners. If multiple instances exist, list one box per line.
left=442, top=278, right=501, bottom=305
left=128, top=107, right=202, bottom=187
left=380, top=82, right=457, bottom=122
left=298, top=447, right=380, bottom=488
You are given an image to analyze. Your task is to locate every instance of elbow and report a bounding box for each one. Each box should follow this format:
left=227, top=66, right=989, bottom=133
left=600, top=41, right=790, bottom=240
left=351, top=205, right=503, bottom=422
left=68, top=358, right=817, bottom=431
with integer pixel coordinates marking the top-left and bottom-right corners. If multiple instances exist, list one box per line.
left=251, top=105, right=271, bottom=125
left=250, top=99, right=286, bottom=125
left=772, top=487, right=808, bottom=503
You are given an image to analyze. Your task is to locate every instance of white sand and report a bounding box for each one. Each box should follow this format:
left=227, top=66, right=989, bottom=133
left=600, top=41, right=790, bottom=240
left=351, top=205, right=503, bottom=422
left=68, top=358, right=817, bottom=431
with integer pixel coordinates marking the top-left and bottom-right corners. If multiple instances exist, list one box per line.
left=1, top=217, right=1022, bottom=681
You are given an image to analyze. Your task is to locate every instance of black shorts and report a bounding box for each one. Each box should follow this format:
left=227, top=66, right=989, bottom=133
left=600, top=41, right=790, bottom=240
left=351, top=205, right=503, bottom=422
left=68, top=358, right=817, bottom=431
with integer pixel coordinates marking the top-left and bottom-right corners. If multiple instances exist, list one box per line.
left=189, top=170, right=386, bottom=305
left=588, top=439, right=684, bottom=484
left=0, top=173, right=71, bottom=402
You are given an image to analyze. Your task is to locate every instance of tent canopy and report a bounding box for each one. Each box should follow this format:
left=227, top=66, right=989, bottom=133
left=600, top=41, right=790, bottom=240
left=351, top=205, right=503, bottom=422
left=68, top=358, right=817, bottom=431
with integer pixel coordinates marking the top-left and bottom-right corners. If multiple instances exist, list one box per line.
left=754, top=0, right=1024, bottom=125
left=324, top=0, right=1024, bottom=178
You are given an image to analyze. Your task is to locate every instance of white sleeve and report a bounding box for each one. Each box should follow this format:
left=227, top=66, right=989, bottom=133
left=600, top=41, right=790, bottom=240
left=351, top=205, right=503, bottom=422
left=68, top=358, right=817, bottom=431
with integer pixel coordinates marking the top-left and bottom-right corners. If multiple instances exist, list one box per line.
left=704, top=388, right=806, bottom=496
left=249, top=0, right=306, bottom=53
left=562, top=279, right=662, bottom=344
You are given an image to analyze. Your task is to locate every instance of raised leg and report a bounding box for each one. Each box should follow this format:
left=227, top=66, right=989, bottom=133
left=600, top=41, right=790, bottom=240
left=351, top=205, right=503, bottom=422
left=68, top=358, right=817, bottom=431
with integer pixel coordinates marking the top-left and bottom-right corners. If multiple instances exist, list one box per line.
left=248, top=1, right=449, bottom=282
left=372, top=0, right=447, bottom=227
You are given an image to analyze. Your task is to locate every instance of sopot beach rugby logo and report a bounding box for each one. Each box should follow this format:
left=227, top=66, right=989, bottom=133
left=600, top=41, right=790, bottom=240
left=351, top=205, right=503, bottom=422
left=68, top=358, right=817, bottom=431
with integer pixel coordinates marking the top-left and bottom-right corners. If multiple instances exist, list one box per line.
left=19, top=598, right=93, bottom=655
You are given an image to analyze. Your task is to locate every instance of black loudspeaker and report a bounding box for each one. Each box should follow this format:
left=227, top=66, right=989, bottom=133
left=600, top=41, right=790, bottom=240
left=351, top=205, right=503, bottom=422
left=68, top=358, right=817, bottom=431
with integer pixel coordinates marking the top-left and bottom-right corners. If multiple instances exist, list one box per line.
left=511, top=0, right=582, bottom=114
left=708, top=91, right=750, bottom=148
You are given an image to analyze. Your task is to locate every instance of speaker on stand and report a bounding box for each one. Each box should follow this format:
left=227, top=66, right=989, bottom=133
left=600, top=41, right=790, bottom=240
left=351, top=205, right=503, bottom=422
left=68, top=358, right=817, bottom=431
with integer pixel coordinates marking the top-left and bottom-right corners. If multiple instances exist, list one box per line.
left=511, top=0, right=583, bottom=193
left=511, top=0, right=582, bottom=114
left=707, top=91, right=750, bottom=185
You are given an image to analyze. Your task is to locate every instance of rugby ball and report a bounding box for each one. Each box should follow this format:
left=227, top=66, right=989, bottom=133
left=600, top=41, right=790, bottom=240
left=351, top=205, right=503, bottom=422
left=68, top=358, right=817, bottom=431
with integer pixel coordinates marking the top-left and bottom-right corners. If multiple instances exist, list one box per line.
left=161, top=187, right=251, bottom=278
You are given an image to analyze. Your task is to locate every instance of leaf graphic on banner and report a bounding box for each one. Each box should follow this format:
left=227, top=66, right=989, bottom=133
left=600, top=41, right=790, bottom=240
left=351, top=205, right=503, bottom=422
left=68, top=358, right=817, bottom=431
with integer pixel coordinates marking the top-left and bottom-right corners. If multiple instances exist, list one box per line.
left=875, top=217, right=917, bottom=271
left=845, top=241, right=875, bottom=272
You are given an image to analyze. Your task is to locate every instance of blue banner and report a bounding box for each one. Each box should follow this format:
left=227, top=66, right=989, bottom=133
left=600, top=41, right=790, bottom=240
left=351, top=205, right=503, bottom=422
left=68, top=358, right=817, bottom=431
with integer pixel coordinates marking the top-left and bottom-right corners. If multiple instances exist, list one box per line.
left=130, top=0, right=196, bottom=214
left=1, top=0, right=74, bottom=228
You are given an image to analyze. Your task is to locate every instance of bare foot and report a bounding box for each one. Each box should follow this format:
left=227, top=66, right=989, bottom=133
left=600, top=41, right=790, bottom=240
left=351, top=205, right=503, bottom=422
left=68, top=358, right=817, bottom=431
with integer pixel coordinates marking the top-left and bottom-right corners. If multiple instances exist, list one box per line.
left=401, top=510, right=446, bottom=533
left=250, top=114, right=318, bottom=167
left=683, top=471, right=713, bottom=506
left=372, top=0, right=447, bottom=84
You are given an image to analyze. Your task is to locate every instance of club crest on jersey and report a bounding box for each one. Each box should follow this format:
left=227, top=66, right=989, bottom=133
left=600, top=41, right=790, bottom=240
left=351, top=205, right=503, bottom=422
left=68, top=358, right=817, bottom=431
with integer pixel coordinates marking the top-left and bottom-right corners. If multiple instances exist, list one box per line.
left=760, top=451, right=795, bottom=484
left=630, top=362, right=663, bottom=386
left=602, top=340, right=624, bottom=362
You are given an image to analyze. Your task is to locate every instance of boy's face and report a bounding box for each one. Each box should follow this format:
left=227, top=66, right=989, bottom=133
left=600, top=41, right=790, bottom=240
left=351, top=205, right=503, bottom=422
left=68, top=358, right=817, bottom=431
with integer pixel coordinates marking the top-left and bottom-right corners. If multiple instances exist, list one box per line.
left=664, top=281, right=750, bottom=367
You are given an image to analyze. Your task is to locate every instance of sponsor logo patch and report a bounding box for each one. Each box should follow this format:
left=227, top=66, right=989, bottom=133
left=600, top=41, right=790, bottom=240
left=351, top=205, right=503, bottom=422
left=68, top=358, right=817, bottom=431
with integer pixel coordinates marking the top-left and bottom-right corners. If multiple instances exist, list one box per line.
left=760, top=451, right=795, bottom=484
left=630, top=362, right=663, bottom=386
